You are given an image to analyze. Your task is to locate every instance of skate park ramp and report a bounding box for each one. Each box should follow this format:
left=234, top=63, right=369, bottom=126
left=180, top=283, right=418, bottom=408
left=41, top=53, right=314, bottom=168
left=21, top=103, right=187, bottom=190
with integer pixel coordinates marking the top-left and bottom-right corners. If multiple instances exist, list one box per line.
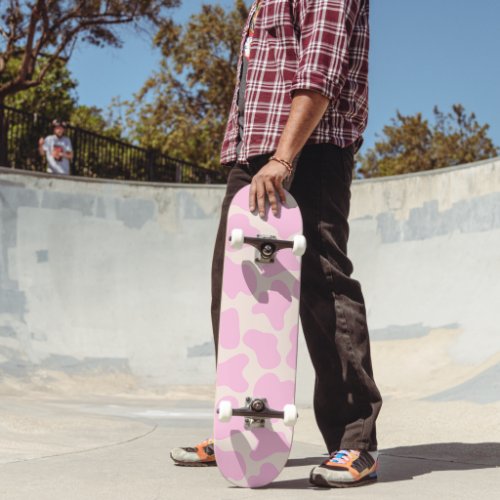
left=0, top=158, right=499, bottom=499
left=1, top=158, right=499, bottom=403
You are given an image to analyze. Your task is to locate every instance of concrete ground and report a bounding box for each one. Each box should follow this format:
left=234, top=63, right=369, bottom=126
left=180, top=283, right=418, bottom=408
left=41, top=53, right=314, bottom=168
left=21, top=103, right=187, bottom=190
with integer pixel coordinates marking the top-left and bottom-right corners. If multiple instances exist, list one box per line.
left=0, top=381, right=499, bottom=500
left=1, top=161, right=500, bottom=498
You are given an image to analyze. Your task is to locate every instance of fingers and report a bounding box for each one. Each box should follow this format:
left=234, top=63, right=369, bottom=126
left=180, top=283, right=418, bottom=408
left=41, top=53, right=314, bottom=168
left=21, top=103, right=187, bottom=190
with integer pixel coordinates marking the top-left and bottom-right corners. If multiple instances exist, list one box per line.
left=249, top=178, right=266, bottom=215
left=248, top=161, right=289, bottom=217
left=277, top=183, right=287, bottom=205
left=255, top=177, right=267, bottom=218
left=249, top=177, right=283, bottom=217
left=249, top=180, right=257, bottom=212
left=264, top=179, right=278, bottom=216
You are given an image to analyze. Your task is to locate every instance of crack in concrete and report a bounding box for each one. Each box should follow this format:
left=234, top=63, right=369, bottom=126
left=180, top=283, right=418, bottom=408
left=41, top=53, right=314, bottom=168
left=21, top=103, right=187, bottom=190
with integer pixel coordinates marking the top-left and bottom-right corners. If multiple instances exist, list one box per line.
left=0, top=425, right=158, bottom=467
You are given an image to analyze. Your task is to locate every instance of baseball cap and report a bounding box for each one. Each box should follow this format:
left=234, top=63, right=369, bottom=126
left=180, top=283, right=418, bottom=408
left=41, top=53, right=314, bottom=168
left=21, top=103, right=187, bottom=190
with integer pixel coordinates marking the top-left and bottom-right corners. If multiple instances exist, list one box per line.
left=52, top=119, right=68, bottom=128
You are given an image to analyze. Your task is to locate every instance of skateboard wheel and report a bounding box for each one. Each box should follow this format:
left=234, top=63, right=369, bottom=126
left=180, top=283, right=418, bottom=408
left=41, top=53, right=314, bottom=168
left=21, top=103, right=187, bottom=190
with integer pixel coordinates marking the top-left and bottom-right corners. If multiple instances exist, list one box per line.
left=230, top=228, right=244, bottom=249
left=292, top=235, right=307, bottom=256
left=283, top=404, right=298, bottom=427
left=218, top=400, right=233, bottom=422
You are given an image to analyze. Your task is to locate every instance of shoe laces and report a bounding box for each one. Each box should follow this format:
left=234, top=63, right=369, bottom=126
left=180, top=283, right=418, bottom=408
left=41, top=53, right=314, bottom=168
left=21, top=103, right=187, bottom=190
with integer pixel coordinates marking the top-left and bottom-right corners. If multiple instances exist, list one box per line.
left=329, top=449, right=360, bottom=464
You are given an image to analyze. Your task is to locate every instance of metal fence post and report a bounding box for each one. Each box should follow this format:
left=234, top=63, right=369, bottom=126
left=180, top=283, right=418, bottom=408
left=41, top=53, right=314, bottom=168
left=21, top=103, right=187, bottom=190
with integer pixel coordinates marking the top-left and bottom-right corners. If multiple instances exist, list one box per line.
left=70, top=127, right=78, bottom=176
left=0, top=105, right=8, bottom=167
left=146, top=149, right=155, bottom=182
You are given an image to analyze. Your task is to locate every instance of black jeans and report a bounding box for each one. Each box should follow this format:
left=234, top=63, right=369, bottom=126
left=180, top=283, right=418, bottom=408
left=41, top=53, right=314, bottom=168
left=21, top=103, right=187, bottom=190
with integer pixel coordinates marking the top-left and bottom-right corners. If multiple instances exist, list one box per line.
left=211, top=143, right=382, bottom=452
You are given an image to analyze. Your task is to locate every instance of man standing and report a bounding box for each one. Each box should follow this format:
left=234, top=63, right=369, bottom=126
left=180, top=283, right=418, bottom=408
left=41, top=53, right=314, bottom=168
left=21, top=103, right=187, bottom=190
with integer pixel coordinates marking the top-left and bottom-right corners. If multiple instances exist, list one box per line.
left=38, top=119, right=73, bottom=175
left=171, top=0, right=382, bottom=488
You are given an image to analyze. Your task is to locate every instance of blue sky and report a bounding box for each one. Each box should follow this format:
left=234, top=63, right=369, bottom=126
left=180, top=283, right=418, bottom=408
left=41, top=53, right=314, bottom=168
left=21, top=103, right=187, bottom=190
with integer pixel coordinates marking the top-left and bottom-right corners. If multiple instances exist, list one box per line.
left=68, top=0, right=500, bottom=154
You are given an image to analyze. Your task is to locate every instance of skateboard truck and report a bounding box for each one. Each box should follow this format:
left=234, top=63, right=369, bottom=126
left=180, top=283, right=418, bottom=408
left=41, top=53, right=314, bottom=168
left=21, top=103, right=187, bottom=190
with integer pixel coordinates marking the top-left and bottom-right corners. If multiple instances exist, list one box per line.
left=217, top=397, right=298, bottom=428
left=229, top=228, right=306, bottom=262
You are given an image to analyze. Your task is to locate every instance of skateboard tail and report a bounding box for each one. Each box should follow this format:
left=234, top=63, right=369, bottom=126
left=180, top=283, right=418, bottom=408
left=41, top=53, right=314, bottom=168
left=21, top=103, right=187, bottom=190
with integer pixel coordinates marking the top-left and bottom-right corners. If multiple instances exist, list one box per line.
left=214, top=425, right=294, bottom=487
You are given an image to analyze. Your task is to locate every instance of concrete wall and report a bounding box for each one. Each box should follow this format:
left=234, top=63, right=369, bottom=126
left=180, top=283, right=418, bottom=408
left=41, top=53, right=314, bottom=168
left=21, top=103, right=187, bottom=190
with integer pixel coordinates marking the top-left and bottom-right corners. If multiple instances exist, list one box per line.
left=1, top=158, right=499, bottom=405
left=0, top=170, right=224, bottom=388
left=348, top=158, right=500, bottom=405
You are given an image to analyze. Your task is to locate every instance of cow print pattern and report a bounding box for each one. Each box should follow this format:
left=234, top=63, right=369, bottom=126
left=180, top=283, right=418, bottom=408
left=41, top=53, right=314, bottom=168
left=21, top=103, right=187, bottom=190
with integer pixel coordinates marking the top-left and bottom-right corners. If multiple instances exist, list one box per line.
left=214, top=185, right=303, bottom=488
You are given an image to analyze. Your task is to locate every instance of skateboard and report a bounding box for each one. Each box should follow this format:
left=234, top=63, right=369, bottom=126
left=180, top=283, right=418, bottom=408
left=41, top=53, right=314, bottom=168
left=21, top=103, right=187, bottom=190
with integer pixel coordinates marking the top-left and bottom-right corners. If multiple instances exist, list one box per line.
left=213, top=184, right=306, bottom=488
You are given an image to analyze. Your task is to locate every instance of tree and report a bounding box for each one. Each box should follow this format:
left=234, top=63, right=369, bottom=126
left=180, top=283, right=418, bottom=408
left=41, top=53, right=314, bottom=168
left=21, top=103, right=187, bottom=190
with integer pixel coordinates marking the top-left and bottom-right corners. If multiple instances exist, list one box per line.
left=0, top=0, right=180, bottom=104
left=2, top=53, right=123, bottom=139
left=124, top=0, right=248, bottom=169
left=2, top=54, right=78, bottom=118
left=70, top=104, right=123, bottom=140
left=358, top=105, right=499, bottom=178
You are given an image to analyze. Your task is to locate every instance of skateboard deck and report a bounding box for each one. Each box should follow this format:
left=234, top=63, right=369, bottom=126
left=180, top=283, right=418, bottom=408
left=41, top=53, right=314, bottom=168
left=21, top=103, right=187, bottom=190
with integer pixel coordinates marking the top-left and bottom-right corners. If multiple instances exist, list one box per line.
left=214, top=185, right=305, bottom=488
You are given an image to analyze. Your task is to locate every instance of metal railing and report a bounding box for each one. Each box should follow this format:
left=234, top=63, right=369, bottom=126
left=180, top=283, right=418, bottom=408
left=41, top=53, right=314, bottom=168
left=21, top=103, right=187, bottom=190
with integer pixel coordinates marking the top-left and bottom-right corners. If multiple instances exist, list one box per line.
left=0, top=104, right=228, bottom=184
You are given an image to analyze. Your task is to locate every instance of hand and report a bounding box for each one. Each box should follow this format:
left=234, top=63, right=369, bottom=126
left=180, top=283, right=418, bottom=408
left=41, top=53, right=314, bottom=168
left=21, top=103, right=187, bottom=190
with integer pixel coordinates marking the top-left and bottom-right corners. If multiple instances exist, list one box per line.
left=249, top=159, right=289, bottom=217
left=38, top=137, right=44, bottom=146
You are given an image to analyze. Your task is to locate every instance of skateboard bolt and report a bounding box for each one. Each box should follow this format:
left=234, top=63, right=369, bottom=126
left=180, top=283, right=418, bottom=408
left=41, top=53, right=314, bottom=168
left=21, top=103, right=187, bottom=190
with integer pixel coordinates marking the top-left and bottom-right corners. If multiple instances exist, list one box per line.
left=251, top=399, right=265, bottom=412
left=262, top=244, right=274, bottom=257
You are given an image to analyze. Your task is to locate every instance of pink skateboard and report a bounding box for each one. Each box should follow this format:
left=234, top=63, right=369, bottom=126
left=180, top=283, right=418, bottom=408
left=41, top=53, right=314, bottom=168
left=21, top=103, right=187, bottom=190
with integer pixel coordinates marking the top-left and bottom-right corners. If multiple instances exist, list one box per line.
left=213, top=185, right=306, bottom=488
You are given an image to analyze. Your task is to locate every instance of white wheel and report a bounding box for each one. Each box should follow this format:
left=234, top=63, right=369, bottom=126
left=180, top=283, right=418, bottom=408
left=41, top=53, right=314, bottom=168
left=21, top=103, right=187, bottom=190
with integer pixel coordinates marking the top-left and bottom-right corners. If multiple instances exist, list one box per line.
left=218, top=400, right=233, bottom=422
left=230, top=228, right=244, bottom=249
left=292, top=235, right=307, bottom=256
left=283, top=404, right=298, bottom=427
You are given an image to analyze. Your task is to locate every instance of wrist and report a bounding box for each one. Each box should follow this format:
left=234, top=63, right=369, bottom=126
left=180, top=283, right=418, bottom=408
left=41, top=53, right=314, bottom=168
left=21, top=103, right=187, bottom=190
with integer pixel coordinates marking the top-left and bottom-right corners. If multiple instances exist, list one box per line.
left=273, top=148, right=295, bottom=164
left=269, top=156, right=294, bottom=176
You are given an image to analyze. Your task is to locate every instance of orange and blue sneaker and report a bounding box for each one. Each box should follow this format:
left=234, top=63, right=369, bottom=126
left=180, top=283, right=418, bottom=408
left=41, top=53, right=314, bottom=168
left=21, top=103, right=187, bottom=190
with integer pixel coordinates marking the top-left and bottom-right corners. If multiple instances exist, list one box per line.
left=309, top=449, right=378, bottom=488
left=170, top=438, right=216, bottom=467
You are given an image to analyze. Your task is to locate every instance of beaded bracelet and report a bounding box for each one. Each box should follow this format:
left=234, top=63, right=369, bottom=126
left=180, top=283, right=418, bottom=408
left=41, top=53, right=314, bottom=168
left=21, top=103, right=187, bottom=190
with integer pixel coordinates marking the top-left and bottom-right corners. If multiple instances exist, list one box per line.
left=269, top=156, right=294, bottom=176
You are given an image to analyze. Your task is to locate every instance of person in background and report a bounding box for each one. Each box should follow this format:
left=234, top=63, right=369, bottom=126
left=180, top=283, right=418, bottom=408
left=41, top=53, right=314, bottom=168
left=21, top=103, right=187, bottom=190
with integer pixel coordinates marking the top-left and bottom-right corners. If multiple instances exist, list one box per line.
left=38, top=119, right=73, bottom=175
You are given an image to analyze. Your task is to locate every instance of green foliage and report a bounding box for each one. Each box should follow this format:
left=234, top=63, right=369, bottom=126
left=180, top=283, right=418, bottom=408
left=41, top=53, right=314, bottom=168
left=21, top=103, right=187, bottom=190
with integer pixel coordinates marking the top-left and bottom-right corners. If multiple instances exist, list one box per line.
left=358, top=105, right=499, bottom=178
left=70, top=105, right=124, bottom=140
left=3, top=54, right=123, bottom=138
left=124, top=0, right=249, bottom=169
left=3, top=56, right=77, bottom=119
left=0, top=0, right=180, bottom=102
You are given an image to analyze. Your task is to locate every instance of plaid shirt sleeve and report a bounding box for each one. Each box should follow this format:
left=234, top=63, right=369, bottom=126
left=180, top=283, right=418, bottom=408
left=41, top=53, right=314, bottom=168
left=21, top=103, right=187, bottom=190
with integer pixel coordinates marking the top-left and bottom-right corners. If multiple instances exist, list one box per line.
left=220, top=0, right=369, bottom=165
left=290, top=0, right=362, bottom=101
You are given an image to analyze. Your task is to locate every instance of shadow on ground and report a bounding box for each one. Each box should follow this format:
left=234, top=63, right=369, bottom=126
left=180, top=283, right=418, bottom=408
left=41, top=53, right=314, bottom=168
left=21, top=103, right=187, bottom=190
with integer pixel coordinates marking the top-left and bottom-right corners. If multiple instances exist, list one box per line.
left=265, top=442, right=500, bottom=490
left=379, top=442, right=500, bottom=483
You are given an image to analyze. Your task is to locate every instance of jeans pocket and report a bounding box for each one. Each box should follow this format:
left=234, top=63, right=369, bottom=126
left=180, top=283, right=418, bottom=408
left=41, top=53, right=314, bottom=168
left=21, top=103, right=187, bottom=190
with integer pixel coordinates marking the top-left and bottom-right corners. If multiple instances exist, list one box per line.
left=339, top=145, right=355, bottom=186
left=313, top=144, right=354, bottom=186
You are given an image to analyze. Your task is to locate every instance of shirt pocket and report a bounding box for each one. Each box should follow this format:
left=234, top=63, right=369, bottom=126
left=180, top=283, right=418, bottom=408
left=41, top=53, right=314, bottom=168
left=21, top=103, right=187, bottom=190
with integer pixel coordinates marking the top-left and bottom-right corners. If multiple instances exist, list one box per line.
left=258, top=0, right=299, bottom=84
left=259, top=0, right=295, bottom=36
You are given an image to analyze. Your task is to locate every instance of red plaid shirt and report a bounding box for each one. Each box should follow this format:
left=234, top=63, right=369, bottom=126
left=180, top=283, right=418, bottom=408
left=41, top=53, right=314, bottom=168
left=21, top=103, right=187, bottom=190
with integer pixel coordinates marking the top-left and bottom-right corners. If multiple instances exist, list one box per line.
left=220, top=0, right=370, bottom=165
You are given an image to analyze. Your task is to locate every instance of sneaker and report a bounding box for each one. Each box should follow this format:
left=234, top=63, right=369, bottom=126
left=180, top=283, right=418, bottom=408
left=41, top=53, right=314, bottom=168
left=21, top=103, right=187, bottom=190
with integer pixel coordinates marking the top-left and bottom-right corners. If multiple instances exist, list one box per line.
left=309, top=449, right=378, bottom=488
left=170, top=438, right=216, bottom=467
